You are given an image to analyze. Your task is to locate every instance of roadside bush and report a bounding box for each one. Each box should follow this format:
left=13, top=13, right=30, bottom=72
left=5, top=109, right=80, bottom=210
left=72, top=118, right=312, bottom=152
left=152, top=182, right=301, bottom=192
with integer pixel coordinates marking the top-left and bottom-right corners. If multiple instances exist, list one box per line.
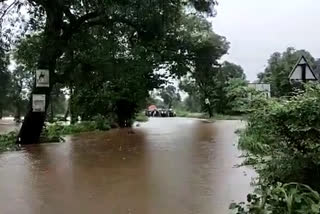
left=45, top=117, right=111, bottom=141
left=232, top=84, right=320, bottom=213
left=231, top=183, right=320, bottom=214
left=135, top=112, right=148, bottom=122
left=239, top=84, right=320, bottom=188
left=0, top=132, right=19, bottom=152
left=93, top=115, right=111, bottom=131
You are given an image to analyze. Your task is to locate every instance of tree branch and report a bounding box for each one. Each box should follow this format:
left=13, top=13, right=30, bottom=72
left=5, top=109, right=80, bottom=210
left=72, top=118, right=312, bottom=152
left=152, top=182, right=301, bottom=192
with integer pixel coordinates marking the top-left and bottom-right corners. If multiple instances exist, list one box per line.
left=74, top=11, right=99, bottom=27
left=0, top=0, right=19, bottom=20
left=63, top=7, right=76, bottom=23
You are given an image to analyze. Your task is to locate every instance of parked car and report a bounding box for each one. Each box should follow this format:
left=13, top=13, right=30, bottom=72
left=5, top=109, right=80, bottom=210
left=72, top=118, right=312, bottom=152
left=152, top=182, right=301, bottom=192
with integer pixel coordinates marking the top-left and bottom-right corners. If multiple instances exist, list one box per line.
left=145, top=108, right=176, bottom=118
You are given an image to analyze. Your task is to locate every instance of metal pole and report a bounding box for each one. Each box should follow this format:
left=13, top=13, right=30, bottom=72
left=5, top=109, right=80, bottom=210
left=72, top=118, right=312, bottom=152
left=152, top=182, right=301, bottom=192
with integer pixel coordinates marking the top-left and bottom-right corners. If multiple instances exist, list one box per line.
left=302, top=64, right=306, bottom=83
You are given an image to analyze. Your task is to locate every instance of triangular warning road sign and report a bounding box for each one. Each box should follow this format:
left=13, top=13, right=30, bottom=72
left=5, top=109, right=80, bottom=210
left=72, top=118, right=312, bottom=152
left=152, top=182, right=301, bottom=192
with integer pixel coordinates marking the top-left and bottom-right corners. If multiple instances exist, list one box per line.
left=289, top=56, right=318, bottom=81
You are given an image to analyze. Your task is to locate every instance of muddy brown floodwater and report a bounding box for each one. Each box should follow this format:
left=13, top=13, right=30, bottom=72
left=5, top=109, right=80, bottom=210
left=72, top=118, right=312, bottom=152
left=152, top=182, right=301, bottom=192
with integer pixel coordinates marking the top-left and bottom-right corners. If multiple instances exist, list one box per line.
left=0, top=118, right=255, bottom=214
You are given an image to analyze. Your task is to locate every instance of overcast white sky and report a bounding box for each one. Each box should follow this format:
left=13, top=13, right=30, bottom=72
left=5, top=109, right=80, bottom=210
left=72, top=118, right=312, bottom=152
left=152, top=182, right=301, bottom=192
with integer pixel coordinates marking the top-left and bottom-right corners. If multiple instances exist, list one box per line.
left=210, top=0, right=320, bottom=81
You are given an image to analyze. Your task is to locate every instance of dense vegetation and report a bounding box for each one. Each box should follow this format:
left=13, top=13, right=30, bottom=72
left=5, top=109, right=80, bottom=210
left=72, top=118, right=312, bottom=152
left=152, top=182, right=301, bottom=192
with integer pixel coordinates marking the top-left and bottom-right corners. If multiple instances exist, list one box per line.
left=180, top=61, right=249, bottom=116
left=232, top=84, right=320, bottom=213
left=0, top=0, right=252, bottom=144
left=257, top=47, right=316, bottom=97
left=0, top=0, right=228, bottom=144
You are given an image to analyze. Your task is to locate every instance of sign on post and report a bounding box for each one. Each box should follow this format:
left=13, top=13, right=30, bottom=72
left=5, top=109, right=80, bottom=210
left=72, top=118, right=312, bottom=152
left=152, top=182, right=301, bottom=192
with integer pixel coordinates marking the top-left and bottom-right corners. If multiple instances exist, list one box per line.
left=32, top=94, right=46, bottom=112
left=36, top=69, right=50, bottom=87
left=289, top=56, right=317, bottom=83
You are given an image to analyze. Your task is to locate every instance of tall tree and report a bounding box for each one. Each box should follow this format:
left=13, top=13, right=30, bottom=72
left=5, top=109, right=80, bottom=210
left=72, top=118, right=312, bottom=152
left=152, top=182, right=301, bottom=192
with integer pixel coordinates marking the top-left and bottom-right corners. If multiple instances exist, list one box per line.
left=0, top=0, right=218, bottom=144
left=159, top=85, right=181, bottom=108
left=0, top=46, right=9, bottom=119
left=178, top=15, right=229, bottom=117
left=212, top=61, right=246, bottom=113
left=8, top=66, right=32, bottom=121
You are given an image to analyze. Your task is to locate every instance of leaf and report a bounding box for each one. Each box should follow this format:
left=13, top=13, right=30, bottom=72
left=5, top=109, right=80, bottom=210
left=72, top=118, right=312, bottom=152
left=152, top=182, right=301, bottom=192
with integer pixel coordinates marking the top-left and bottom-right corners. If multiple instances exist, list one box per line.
left=311, top=204, right=320, bottom=213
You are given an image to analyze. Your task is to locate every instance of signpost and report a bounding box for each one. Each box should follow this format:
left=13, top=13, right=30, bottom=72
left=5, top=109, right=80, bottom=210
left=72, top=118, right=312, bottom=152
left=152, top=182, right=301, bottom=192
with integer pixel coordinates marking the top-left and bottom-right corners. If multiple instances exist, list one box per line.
left=36, top=69, right=50, bottom=87
left=32, top=94, right=46, bottom=112
left=33, top=69, right=50, bottom=113
left=289, top=56, right=317, bottom=83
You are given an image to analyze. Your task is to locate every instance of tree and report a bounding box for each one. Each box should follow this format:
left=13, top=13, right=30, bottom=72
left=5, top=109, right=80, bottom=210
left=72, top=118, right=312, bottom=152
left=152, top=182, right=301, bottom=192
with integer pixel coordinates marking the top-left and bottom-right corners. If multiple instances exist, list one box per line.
left=0, top=47, right=9, bottom=119
left=0, top=70, right=9, bottom=119
left=8, top=66, right=32, bottom=121
left=180, top=60, right=246, bottom=116
left=258, top=47, right=315, bottom=97
left=159, top=85, right=180, bottom=108
left=0, top=0, right=218, bottom=144
left=175, top=15, right=229, bottom=117
left=223, top=78, right=250, bottom=114
left=183, top=94, right=201, bottom=112
left=212, top=61, right=246, bottom=114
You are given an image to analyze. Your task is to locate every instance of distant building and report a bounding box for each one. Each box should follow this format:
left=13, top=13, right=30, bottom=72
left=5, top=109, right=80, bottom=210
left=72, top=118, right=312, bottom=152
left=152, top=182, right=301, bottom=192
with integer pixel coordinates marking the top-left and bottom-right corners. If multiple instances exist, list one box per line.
left=248, top=83, right=271, bottom=98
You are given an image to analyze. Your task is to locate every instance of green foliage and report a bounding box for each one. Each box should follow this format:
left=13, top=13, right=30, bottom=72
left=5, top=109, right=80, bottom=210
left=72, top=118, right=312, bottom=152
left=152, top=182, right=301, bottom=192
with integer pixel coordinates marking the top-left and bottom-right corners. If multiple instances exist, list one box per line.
left=93, top=115, right=112, bottom=131
left=135, top=112, right=149, bottom=122
left=183, top=94, right=202, bottom=113
left=45, top=117, right=111, bottom=141
left=180, top=60, right=247, bottom=117
left=235, top=84, right=320, bottom=213
left=231, top=183, right=320, bottom=214
left=240, top=85, right=320, bottom=186
left=224, top=78, right=251, bottom=114
left=7, top=66, right=32, bottom=119
left=0, top=50, right=10, bottom=118
left=159, top=85, right=181, bottom=108
left=0, top=132, right=19, bottom=152
left=258, top=47, right=315, bottom=97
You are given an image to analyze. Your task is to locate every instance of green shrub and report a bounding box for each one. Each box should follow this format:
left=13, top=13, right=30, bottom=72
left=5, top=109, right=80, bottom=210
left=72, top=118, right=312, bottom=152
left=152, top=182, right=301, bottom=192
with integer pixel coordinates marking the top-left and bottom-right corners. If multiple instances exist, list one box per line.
left=45, top=117, right=111, bottom=140
left=0, top=132, right=19, bottom=151
left=239, top=84, right=320, bottom=188
left=93, top=115, right=111, bottom=130
left=231, top=183, right=320, bottom=214
left=234, top=84, right=320, bottom=213
left=135, top=112, right=148, bottom=122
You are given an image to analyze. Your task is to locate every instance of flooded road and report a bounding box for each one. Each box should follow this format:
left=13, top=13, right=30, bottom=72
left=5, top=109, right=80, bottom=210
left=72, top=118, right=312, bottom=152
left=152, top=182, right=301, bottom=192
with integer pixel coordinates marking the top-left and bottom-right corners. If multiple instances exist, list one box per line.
left=0, top=118, right=254, bottom=214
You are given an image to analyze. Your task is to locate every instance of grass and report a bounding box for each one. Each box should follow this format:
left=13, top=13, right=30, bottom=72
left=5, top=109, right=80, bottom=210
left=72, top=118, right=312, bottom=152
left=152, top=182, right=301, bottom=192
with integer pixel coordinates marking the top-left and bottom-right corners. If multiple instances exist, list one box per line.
left=45, top=120, right=111, bottom=139
left=210, top=114, right=245, bottom=121
left=176, top=110, right=245, bottom=121
left=175, top=110, right=205, bottom=118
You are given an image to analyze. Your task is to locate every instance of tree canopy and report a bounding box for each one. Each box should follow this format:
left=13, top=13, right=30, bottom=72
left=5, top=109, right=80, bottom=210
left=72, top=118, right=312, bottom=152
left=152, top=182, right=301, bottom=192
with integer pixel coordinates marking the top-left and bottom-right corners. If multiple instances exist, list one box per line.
left=257, top=47, right=315, bottom=97
left=0, top=0, right=226, bottom=143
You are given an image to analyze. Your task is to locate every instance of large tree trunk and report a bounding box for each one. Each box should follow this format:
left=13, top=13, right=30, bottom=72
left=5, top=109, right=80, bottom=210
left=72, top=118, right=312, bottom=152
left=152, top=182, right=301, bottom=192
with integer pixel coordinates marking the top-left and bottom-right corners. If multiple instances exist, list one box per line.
left=63, top=105, right=70, bottom=122
left=17, top=5, right=63, bottom=144
left=48, top=101, right=54, bottom=123
left=69, top=87, right=78, bottom=125
left=207, top=104, right=213, bottom=118
left=0, top=105, right=2, bottom=119
left=14, top=100, right=21, bottom=122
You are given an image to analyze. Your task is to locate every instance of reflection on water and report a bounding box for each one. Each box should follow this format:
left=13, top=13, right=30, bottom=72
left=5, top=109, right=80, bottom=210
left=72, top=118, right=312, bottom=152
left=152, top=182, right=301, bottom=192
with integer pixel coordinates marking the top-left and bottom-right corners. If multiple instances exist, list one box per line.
left=0, top=118, right=254, bottom=214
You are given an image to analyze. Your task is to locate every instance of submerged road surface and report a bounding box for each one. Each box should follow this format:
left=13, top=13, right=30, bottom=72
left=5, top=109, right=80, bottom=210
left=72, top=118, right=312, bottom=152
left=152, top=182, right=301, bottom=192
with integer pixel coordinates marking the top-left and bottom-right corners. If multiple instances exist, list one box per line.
left=0, top=118, right=254, bottom=214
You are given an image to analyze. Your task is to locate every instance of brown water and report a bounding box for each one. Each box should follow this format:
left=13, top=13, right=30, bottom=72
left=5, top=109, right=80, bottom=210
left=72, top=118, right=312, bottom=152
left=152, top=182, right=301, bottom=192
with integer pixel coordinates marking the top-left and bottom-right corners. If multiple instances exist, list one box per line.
left=0, top=118, right=254, bottom=214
